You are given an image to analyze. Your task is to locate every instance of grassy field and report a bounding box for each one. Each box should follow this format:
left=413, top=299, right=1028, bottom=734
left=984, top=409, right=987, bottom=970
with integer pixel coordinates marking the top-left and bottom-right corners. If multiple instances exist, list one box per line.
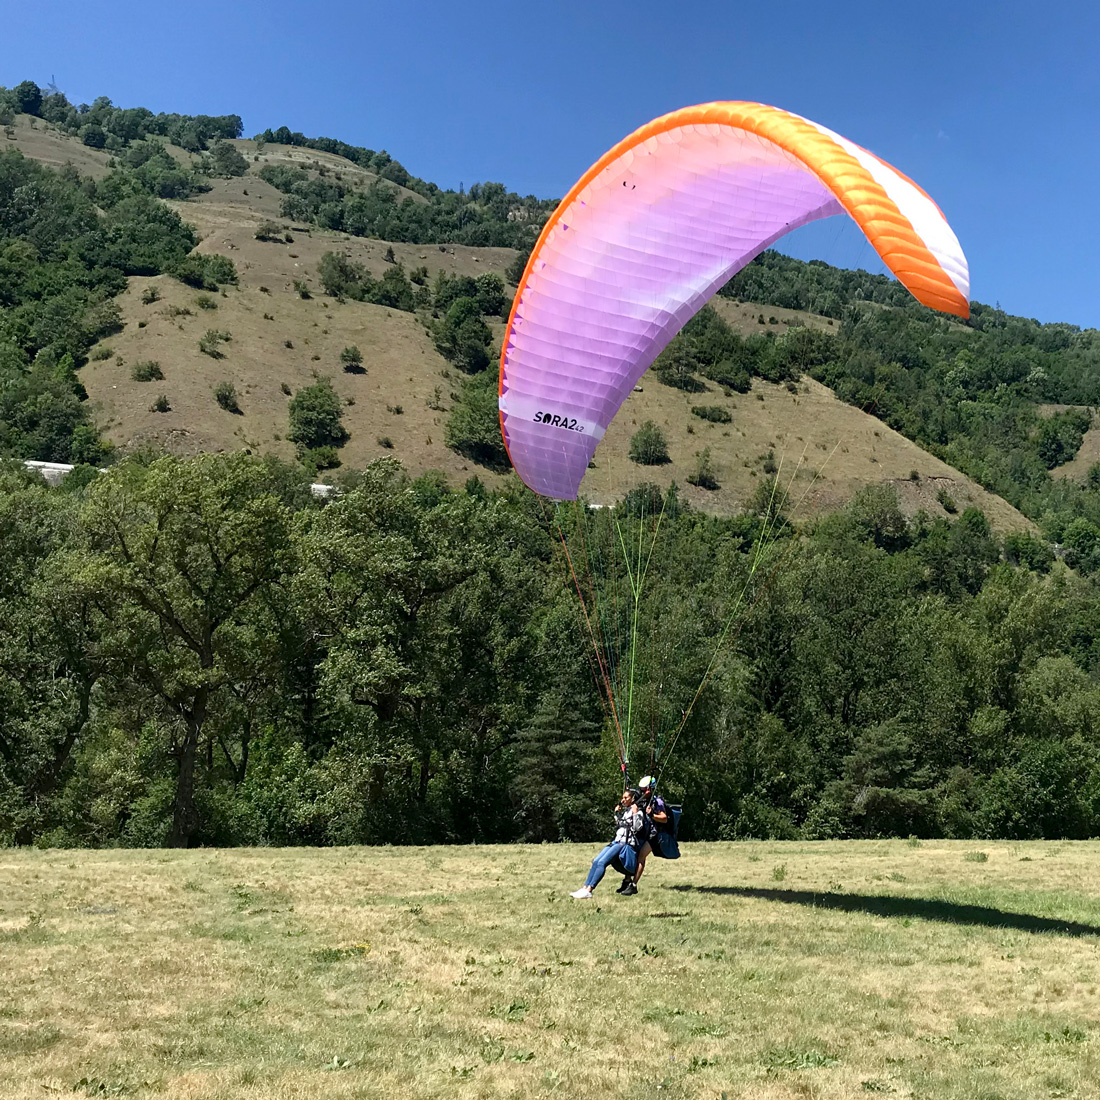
left=3, top=842, right=1100, bottom=1099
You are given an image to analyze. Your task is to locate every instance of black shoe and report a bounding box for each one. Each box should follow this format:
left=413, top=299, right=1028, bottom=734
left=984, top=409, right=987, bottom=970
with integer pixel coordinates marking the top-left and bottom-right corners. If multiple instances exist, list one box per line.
left=616, top=876, right=632, bottom=893
left=621, top=882, right=638, bottom=896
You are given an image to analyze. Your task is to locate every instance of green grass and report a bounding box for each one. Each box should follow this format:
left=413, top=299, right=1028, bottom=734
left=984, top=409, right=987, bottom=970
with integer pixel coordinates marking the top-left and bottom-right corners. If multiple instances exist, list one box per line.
left=2, top=840, right=1100, bottom=1098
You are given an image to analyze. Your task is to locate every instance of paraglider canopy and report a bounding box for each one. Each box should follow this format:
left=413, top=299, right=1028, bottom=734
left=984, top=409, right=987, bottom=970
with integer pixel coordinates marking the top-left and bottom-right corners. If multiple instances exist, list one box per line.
left=498, top=101, right=969, bottom=501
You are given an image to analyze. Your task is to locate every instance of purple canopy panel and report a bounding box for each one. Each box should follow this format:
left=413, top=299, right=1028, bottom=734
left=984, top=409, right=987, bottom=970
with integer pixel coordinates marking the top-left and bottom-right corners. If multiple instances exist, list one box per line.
left=499, top=125, right=842, bottom=500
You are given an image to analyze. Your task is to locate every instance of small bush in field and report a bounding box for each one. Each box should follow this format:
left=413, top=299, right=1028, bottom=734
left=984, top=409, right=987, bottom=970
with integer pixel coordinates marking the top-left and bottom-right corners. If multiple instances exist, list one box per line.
left=131, top=360, right=164, bottom=382
left=687, top=447, right=719, bottom=490
left=199, top=330, right=231, bottom=358
left=691, top=404, right=732, bottom=424
left=629, top=421, right=670, bottom=466
left=340, top=346, right=364, bottom=373
left=214, top=381, right=241, bottom=413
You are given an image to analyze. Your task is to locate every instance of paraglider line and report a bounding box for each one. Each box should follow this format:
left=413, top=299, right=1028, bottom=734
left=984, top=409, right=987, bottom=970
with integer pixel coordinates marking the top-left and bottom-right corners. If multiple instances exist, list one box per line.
left=614, top=489, right=667, bottom=765
left=555, top=517, right=628, bottom=769
left=654, top=377, right=891, bottom=784
left=653, top=433, right=818, bottom=781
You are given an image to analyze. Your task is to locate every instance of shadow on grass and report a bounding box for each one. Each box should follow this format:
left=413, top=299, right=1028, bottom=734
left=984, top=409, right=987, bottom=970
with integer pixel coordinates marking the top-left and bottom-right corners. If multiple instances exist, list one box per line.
left=667, top=885, right=1100, bottom=938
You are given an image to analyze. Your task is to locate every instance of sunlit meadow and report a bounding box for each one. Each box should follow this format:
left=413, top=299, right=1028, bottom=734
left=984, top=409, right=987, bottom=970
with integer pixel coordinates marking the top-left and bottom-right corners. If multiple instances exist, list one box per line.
left=3, top=840, right=1100, bottom=1099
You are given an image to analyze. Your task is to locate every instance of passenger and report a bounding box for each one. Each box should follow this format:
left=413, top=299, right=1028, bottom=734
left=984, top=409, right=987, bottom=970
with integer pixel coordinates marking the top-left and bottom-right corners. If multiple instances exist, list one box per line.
left=570, top=788, right=647, bottom=899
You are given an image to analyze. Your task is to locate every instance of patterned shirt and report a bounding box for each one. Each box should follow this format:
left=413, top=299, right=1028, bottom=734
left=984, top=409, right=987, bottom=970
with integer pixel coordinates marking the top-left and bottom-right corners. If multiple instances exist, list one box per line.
left=612, top=804, right=647, bottom=849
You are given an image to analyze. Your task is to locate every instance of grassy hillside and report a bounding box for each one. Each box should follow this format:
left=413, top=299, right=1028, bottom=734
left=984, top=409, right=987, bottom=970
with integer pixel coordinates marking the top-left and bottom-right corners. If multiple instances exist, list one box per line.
left=1053, top=409, right=1100, bottom=479
left=4, top=842, right=1100, bottom=1099
left=3, top=116, right=1031, bottom=528
left=2, top=111, right=115, bottom=176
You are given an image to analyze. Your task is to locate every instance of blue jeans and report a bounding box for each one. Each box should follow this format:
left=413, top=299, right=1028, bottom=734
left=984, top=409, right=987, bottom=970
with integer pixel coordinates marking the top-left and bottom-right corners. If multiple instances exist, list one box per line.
left=584, top=843, right=638, bottom=889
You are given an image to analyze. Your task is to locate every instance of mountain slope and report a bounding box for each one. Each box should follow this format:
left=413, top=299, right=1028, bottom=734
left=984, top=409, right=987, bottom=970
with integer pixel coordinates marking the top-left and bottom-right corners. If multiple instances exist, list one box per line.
left=5, top=119, right=1032, bottom=529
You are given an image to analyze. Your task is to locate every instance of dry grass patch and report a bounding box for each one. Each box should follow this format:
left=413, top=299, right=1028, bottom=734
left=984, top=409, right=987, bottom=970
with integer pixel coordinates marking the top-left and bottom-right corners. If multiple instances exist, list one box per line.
left=582, top=376, right=1033, bottom=531
left=3, top=114, right=113, bottom=178
left=2, top=841, right=1100, bottom=1098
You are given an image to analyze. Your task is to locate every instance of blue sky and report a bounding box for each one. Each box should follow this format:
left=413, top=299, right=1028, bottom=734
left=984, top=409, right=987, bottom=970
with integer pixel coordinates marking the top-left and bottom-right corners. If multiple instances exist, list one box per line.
left=7, top=1, right=1098, bottom=326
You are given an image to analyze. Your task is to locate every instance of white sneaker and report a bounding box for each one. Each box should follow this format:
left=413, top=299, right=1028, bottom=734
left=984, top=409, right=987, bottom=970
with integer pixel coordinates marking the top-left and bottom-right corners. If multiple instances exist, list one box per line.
left=570, top=887, right=593, bottom=899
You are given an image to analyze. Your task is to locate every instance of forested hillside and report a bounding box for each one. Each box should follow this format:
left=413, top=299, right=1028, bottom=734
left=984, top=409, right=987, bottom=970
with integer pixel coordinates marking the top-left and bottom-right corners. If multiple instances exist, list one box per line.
left=5, top=79, right=1100, bottom=850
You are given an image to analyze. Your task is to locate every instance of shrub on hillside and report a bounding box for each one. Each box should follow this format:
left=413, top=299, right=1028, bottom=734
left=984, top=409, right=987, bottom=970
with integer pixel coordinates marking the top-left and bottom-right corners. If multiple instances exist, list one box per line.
left=288, top=378, right=349, bottom=452
left=433, top=297, right=493, bottom=374
left=316, top=252, right=414, bottom=311
left=131, top=360, right=164, bottom=382
left=445, top=369, right=508, bottom=471
left=629, top=421, right=670, bottom=466
left=340, top=346, right=364, bottom=373
left=199, top=330, right=231, bottom=358
left=214, top=381, right=241, bottom=413
left=472, top=273, right=507, bottom=317
left=174, top=253, right=237, bottom=290
left=691, top=405, right=732, bottom=423
left=652, top=343, right=705, bottom=392
left=703, top=361, right=752, bottom=392
left=205, top=140, right=249, bottom=178
left=80, top=124, right=107, bottom=148
left=433, top=272, right=506, bottom=316
left=688, top=447, right=719, bottom=490
left=255, top=221, right=286, bottom=242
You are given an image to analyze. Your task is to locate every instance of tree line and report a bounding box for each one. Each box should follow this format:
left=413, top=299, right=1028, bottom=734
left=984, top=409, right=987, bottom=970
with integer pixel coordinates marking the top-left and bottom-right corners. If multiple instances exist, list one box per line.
left=258, top=162, right=551, bottom=250
left=0, top=79, right=241, bottom=153
left=4, top=453, right=1100, bottom=849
